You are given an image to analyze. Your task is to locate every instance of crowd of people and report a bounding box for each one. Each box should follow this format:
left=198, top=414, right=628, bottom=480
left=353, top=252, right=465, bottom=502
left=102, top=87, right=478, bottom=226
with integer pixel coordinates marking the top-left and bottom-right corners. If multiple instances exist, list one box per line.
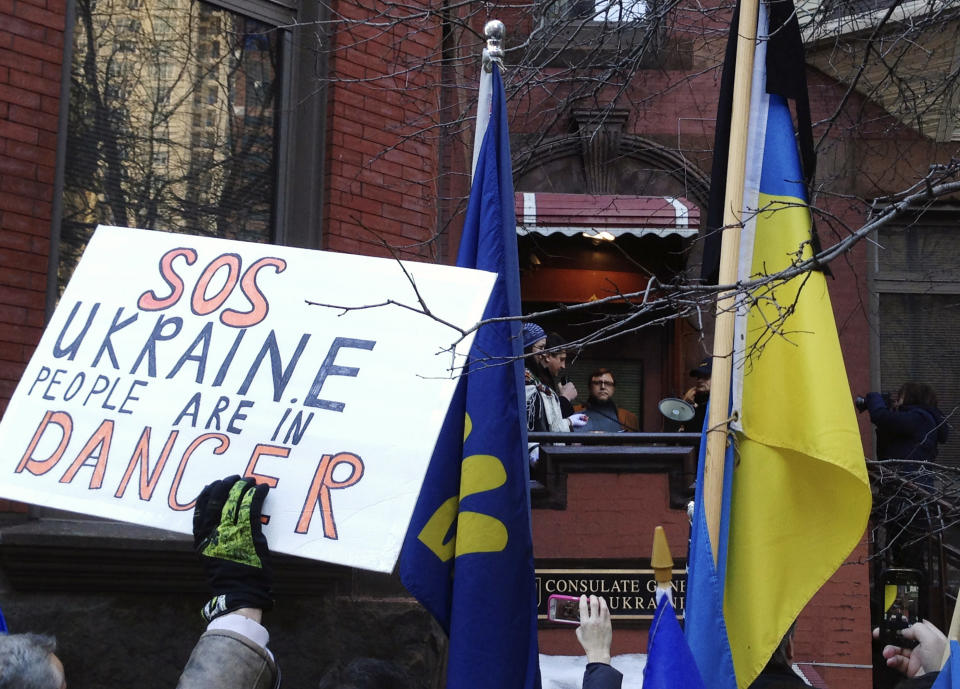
left=570, top=593, right=950, bottom=689
left=3, top=320, right=954, bottom=688
left=521, top=323, right=641, bottom=438
left=3, top=482, right=952, bottom=689
left=521, top=322, right=719, bottom=439
left=0, top=475, right=426, bottom=689
left=0, top=476, right=279, bottom=689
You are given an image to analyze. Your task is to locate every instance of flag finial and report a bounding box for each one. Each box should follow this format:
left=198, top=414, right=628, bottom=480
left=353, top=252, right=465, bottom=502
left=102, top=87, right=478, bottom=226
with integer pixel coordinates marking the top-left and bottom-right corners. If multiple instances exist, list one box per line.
left=651, top=525, right=674, bottom=586
left=482, top=20, right=505, bottom=72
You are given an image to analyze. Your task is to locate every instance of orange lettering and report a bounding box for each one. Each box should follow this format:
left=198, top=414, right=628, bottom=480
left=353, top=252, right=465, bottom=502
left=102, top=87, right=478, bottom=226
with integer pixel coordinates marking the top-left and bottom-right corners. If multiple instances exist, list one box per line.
left=295, top=452, right=364, bottom=539
left=167, top=433, right=229, bottom=510
left=115, top=428, right=179, bottom=500
left=137, top=248, right=197, bottom=311
left=16, top=411, right=73, bottom=475
left=191, top=254, right=241, bottom=316
left=221, top=257, right=286, bottom=328
left=59, top=419, right=114, bottom=488
left=243, top=443, right=289, bottom=524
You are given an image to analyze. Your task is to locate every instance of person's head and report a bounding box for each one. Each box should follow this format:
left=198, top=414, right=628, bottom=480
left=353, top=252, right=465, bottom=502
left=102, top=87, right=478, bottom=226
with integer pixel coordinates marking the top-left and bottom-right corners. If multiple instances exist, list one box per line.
left=588, top=368, right=616, bottom=404
left=540, top=332, right=569, bottom=378
left=690, top=358, right=712, bottom=393
left=522, top=322, right=551, bottom=381
left=0, top=633, right=66, bottom=689
left=522, top=322, right=547, bottom=355
left=764, top=621, right=796, bottom=673
left=898, top=382, right=938, bottom=409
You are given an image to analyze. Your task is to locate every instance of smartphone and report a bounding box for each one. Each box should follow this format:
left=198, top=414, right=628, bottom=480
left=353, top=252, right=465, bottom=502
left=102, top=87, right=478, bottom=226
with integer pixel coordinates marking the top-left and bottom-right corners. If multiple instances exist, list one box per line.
left=879, top=568, right=924, bottom=646
left=547, top=594, right=581, bottom=625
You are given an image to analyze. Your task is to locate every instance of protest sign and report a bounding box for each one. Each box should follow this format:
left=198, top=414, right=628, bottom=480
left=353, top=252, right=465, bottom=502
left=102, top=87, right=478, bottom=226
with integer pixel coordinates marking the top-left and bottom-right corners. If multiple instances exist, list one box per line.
left=0, top=226, right=496, bottom=572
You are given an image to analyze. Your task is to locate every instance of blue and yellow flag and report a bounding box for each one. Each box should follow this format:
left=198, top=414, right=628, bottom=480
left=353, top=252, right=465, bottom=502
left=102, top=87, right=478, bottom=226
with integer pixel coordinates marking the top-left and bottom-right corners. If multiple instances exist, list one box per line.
left=685, top=401, right=736, bottom=689
left=688, top=2, right=872, bottom=687
left=399, top=61, right=541, bottom=689
left=644, top=591, right=707, bottom=689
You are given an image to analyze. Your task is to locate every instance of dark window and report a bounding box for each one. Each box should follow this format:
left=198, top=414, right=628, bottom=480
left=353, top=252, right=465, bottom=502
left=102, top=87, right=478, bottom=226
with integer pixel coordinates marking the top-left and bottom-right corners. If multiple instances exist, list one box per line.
left=57, top=0, right=329, bottom=291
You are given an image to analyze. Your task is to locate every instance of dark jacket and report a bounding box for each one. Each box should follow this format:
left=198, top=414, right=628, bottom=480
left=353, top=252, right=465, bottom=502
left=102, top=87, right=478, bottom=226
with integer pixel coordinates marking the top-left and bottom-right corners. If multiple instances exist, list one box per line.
left=574, top=401, right=640, bottom=433
left=746, top=664, right=808, bottom=689
left=894, top=673, right=939, bottom=689
left=582, top=662, right=623, bottom=689
left=866, top=393, right=948, bottom=462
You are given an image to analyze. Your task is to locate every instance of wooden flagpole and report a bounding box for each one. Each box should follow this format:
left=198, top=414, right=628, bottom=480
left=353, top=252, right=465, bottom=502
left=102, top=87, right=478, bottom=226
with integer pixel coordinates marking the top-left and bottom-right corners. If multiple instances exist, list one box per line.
left=703, top=0, right=761, bottom=564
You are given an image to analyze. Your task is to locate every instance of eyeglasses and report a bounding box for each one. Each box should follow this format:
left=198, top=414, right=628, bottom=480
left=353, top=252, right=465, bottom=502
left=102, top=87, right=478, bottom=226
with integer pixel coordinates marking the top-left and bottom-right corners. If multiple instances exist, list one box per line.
left=591, top=379, right=614, bottom=387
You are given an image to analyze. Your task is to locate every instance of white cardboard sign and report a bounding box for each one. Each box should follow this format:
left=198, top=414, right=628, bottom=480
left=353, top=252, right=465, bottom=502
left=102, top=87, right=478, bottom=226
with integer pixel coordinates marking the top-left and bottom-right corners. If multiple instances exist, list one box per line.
left=0, top=226, right=494, bottom=572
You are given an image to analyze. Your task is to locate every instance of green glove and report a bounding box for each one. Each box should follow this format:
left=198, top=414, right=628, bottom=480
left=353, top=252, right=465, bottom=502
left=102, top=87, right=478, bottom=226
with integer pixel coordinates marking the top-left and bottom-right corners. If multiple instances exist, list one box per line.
left=193, top=475, right=273, bottom=621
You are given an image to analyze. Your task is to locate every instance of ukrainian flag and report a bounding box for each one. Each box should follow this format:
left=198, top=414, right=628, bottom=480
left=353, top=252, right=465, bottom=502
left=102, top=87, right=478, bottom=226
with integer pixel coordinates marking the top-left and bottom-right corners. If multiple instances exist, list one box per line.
left=687, top=3, right=872, bottom=687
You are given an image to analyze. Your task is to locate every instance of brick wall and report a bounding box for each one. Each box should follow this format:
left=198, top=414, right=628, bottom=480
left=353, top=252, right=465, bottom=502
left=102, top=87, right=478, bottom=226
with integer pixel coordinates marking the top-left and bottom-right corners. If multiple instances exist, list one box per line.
left=0, top=0, right=64, bottom=519
left=324, top=1, right=442, bottom=260
left=533, top=473, right=690, bottom=656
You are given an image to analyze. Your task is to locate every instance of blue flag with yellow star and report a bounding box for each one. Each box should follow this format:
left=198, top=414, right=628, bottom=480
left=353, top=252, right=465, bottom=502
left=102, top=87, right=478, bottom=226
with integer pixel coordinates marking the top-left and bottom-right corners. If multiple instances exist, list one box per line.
left=399, top=62, right=541, bottom=689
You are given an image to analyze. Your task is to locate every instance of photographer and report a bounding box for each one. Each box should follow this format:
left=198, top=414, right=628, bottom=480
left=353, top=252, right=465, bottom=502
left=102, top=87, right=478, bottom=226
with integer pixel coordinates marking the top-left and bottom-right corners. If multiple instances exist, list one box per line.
left=860, top=382, right=948, bottom=569
left=575, top=595, right=621, bottom=689
left=873, top=621, right=946, bottom=689
left=860, top=383, right=948, bottom=466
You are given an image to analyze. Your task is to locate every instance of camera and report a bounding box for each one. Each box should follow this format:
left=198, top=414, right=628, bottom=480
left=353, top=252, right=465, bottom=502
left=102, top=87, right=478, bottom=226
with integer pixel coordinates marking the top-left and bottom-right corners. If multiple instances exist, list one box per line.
left=878, top=568, right=924, bottom=646
left=855, top=392, right=894, bottom=413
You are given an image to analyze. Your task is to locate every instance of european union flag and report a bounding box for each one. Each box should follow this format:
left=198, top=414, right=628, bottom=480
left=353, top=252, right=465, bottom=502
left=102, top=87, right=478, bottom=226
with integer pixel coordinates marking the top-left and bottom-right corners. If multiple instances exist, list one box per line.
left=399, top=61, right=541, bottom=689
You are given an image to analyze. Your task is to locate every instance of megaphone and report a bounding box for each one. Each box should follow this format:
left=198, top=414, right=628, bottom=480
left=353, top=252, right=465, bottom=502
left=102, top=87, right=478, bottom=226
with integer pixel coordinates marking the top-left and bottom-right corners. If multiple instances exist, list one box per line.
left=658, top=397, right=695, bottom=423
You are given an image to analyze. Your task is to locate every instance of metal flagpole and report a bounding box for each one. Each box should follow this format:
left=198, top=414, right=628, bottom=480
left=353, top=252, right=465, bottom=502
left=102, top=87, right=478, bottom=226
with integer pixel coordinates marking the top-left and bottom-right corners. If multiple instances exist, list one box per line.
left=471, top=21, right=505, bottom=180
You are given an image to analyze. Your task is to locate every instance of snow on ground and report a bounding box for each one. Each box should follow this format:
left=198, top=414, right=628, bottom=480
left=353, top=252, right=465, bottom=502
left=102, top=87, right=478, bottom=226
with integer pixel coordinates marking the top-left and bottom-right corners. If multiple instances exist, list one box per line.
left=540, top=654, right=648, bottom=689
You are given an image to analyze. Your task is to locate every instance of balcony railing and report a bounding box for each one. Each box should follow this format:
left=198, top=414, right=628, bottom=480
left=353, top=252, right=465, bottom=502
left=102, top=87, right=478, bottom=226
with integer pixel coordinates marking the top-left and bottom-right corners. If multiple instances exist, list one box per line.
left=528, top=431, right=701, bottom=510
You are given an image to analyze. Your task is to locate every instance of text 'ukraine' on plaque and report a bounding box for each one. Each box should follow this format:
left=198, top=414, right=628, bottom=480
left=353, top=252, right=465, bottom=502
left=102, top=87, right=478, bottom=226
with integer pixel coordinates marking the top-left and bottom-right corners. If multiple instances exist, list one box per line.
left=535, top=562, right=687, bottom=623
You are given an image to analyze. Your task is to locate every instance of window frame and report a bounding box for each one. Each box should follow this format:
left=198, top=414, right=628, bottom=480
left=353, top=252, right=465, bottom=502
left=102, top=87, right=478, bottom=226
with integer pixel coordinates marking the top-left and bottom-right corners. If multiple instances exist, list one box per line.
left=867, top=204, right=960, bottom=393
left=38, top=0, right=329, bottom=523
left=48, top=0, right=328, bottom=315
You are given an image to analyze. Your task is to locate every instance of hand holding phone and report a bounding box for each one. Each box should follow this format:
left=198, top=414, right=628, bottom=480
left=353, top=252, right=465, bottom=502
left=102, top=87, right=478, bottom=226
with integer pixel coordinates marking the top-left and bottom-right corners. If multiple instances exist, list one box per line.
left=575, top=595, right=613, bottom=665
left=879, top=568, right=924, bottom=646
left=879, top=620, right=947, bottom=677
left=547, top=594, right=581, bottom=625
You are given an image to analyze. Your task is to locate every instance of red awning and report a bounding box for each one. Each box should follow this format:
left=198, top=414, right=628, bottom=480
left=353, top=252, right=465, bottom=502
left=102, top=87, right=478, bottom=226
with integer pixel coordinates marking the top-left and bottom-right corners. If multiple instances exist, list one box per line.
left=515, top=192, right=699, bottom=238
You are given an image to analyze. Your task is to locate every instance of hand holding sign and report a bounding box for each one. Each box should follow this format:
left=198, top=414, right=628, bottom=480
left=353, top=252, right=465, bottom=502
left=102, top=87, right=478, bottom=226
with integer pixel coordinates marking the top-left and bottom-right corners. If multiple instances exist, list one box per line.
left=194, top=475, right=273, bottom=621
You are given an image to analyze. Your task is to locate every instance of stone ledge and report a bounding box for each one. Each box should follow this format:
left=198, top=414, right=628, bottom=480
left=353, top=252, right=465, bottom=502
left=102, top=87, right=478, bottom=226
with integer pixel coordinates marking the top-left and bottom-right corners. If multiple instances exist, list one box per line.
left=0, top=518, right=393, bottom=597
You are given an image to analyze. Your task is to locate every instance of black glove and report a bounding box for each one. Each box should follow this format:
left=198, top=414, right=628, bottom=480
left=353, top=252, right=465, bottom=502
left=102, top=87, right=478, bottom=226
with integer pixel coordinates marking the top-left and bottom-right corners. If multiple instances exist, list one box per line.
left=193, top=475, right=273, bottom=621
